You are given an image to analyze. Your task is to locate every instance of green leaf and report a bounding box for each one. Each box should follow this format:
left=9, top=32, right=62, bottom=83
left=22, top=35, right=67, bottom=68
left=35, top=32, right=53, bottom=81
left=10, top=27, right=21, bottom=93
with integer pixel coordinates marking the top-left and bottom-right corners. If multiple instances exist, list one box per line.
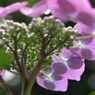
left=89, top=91, right=95, bottom=95
left=0, top=50, right=11, bottom=70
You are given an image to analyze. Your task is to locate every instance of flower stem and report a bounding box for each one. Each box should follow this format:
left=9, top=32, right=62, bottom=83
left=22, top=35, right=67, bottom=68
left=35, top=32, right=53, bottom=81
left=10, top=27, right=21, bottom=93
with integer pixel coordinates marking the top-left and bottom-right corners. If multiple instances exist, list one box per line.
left=22, top=56, right=46, bottom=95
left=76, top=34, right=95, bottom=40
left=1, top=18, right=7, bottom=26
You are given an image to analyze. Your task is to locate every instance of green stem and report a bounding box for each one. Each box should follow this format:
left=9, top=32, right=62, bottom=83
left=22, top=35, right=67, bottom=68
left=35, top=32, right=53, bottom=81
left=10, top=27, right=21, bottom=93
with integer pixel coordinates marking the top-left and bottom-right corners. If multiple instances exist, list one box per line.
left=76, top=34, right=95, bottom=40
left=21, top=56, right=46, bottom=95
left=72, top=34, right=95, bottom=48
left=21, top=77, right=27, bottom=95
left=1, top=18, right=7, bottom=26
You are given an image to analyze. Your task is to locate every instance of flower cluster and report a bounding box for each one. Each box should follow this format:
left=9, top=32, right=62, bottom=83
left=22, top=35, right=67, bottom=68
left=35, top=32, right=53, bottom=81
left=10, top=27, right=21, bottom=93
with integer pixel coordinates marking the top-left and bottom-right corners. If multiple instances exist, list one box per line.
left=22, top=0, right=95, bottom=92
left=37, top=22, right=95, bottom=91
left=0, top=0, right=95, bottom=94
left=20, top=0, right=95, bottom=26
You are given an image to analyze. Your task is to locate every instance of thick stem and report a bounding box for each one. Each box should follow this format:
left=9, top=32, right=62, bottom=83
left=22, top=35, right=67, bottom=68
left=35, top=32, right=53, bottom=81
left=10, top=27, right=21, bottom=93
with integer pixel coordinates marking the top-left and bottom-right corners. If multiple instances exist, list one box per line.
left=0, top=75, right=14, bottom=95
left=22, top=56, right=46, bottom=95
left=13, top=34, right=27, bottom=81
left=21, top=77, right=28, bottom=95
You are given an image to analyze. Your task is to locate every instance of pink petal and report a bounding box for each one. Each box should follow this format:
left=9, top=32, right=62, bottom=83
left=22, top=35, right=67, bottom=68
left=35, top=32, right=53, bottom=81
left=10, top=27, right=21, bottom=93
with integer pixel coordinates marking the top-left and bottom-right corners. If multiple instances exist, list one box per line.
left=0, top=2, right=28, bottom=18
left=53, top=57, right=85, bottom=81
left=37, top=73, right=68, bottom=92
left=74, top=23, right=95, bottom=34
left=67, top=57, right=83, bottom=69
left=71, top=38, right=95, bottom=60
left=20, top=0, right=48, bottom=17
left=81, top=46, right=95, bottom=60
left=47, top=0, right=76, bottom=21
left=76, top=10, right=95, bottom=26
left=47, top=0, right=94, bottom=26
left=53, top=62, right=67, bottom=74
left=64, top=60, right=85, bottom=81
left=60, top=48, right=74, bottom=58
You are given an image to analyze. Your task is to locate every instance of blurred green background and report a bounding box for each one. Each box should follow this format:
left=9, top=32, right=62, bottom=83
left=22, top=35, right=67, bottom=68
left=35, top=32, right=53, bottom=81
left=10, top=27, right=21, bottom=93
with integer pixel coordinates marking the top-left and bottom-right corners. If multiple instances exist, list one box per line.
left=0, top=0, right=95, bottom=95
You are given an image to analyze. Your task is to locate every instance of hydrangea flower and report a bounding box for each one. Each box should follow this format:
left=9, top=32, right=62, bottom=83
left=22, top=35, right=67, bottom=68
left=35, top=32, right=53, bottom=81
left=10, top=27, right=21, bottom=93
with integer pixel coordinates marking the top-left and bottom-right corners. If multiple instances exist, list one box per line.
left=70, top=23, right=95, bottom=60
left=52, top=48, right=85, bottom=81
left=37, top=68, right=68, bottom=92
left=73, top=22, right=95, bottom=35
left=0, top=2, right=28, bottom=18
left=20, top=0, right=95, bottom=26
left=47, top=0, right=95, bottom=26
left=0, top=70, right=5, bottom=77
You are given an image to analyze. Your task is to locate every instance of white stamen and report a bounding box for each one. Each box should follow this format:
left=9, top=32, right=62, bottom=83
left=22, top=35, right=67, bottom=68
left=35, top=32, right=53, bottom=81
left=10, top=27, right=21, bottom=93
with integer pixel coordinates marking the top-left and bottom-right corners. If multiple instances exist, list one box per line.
left=44, top=10, right=51, bottom=15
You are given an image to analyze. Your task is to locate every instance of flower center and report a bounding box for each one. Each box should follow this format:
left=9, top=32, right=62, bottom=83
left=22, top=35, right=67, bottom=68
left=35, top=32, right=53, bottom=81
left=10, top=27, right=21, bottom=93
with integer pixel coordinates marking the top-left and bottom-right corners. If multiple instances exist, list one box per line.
left=61, top=57, right=68, bottom=62
left=53, top=55, right=68, bottom=63
left=40, top=71, right=53, bottom=81
left=73, top=41, right=84, bottom=48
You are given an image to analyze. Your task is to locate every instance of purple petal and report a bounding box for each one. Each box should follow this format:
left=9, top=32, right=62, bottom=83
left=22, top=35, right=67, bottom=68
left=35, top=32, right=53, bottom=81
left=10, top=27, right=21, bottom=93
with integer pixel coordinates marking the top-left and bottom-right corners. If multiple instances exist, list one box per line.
left=72, top=0, right=95, bottom=26
left=70, top=47, right=84, bottom=59
left=47, top=0, right=94, bottom=26
left=37, top=73, right=68, bottom=92
left=74, top=23, right=95, bottom=35
left=5, top=2, right=28, bottom=12
left=82, top=38, right=93, bottom=45
left=52, top=72, right=63, bottom=80
left=67, top=57, right=83, bottom=69
left=74, top=23, right=83, bottom=34
left=60, top=48, right=74, bottom=58
left=53, top=48, right=85, bottom=81
left=53, top=77, right=68, bottom=92
left=81, top=46, right=95, bottom=60
left=76, top=11, right=95, bottom=26
left=43, top=80, right=55, bottom=90
left=0, top=7, right=5, bottom=17
left=47, top=0, right=76, bottom=21
left=53, top=56, right=85, bottom=81
left=84, top=37, right=95, bottom=46
left=20, top=0, right=48, bottom=17
left=53, top=62, right=67, bottom=74
left=71, top=37, right=95, bottom=60
left=63, top=60, right=85, bottom=81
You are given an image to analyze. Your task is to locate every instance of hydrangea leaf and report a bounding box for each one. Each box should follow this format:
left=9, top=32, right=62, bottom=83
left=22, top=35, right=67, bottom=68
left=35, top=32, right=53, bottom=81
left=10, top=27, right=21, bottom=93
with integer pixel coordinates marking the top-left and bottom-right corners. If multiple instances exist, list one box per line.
left=89, top=91, right=95, bottom=95
left=0, top=50, right=11, bottom=70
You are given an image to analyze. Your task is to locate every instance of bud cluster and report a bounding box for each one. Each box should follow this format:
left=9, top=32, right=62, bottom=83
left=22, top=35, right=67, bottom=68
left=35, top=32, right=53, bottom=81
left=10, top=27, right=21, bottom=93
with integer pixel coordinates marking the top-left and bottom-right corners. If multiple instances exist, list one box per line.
left=0, top=16, right=80, bottom=70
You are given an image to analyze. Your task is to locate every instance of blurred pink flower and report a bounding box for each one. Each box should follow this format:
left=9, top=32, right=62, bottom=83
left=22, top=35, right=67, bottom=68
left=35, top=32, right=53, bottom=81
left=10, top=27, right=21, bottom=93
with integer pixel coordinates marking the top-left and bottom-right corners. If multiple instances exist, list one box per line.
left=20, top=0, right=95, bottom=26
left=0, top=2, right=28, bottom=18
left=70, top=23, right=95, bottom=60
